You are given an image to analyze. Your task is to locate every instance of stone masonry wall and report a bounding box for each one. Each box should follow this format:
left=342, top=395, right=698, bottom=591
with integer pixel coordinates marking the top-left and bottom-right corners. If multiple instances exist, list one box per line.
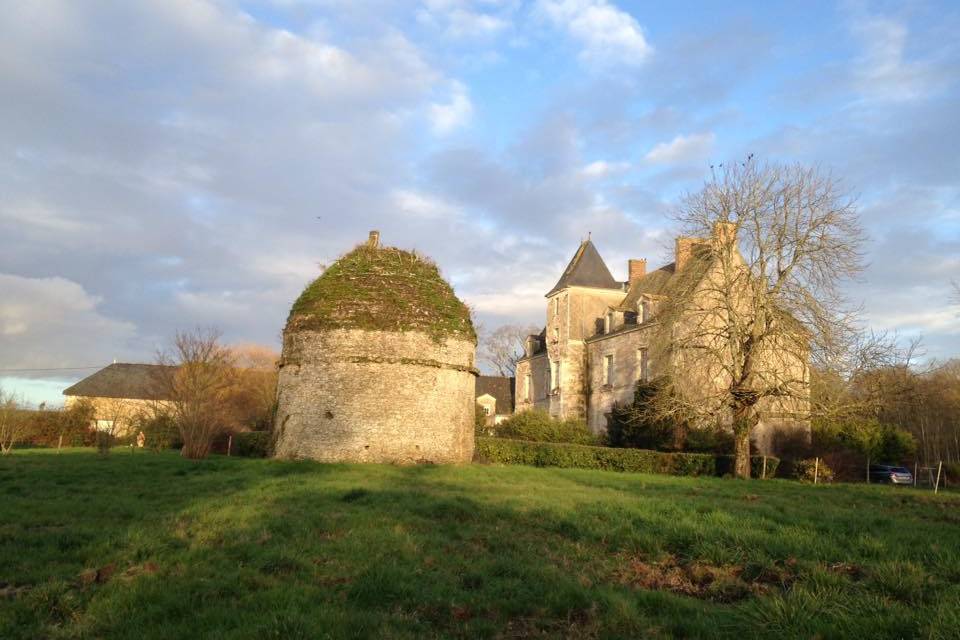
left=274, top=328, right=476, bottom=463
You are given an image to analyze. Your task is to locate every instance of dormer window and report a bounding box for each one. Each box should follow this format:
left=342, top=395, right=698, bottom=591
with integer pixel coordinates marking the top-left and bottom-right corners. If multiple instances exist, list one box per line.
left=604, top=312, right=613, bottom=334
left=639, top=299, right=650, bottom=323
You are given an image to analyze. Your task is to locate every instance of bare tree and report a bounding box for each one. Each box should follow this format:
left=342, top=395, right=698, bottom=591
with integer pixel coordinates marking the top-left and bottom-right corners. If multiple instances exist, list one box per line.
left=480, top=324, right=539, bottom=377
left=228, top=343, right=279, bottom=431
left=91, top=397, right=137, bottom=454
left=0, top=388, right=29, bottom=454
left=650, top=158, right=868, bottom=478
left=157, top=328, right=238, bottom=459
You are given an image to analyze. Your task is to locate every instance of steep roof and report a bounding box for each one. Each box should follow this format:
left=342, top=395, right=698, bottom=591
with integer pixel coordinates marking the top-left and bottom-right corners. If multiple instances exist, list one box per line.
left=475, top=376, right=515, bottom=413
left=63, top=363, right=174, bottom=401
left=546, top=240, right=620, bottom=297
left=287, top=243, right=476, bottom=342
left=617, top=244, right=714, bottom=313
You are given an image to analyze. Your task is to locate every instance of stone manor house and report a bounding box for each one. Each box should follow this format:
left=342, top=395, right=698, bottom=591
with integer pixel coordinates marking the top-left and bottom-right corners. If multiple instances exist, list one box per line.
left=515, top=224, right=809, bottom=455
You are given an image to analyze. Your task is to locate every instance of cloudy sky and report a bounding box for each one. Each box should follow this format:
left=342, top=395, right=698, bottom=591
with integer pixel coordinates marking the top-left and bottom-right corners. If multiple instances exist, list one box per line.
left=2, top=0, right=959, bottom=406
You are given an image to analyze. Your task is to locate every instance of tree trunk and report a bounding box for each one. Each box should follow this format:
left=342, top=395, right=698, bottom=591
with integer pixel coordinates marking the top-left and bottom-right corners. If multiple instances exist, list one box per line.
left=734, top=427, right=751, bottom=478
left=731, top=399, right=758, bottom=479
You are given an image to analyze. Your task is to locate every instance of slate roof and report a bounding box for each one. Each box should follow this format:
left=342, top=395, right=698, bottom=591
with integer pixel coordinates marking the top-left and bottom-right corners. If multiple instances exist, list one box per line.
left=617, top=243, right=714, bottom=313
left=546, top=240, right=620, bottom=297
left=475, top=375, right=515, bottom=414
left=63, top=363, right=175, bottom=401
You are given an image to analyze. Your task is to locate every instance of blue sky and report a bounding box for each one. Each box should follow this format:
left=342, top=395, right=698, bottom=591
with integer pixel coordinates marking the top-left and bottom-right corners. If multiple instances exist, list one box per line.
left=1, top=0, right=958, bottom=406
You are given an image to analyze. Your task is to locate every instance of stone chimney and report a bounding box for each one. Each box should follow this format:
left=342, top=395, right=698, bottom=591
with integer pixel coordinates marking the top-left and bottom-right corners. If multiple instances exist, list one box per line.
left=628, top=259, right=647, bottom=285
left=367, top=230, right=380, bottom=248
left=675, top=237, right=698, bottom=271
left=712, top=221, right=737, bottom=247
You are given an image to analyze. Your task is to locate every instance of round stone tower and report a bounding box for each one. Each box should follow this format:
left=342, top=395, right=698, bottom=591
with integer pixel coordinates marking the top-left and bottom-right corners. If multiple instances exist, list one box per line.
left=273, top=231, right=477, bottom=463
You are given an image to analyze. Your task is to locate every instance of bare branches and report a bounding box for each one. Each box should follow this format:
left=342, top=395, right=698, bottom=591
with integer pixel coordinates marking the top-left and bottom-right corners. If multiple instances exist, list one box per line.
left=0, top=388, right=29, bottom=454
left=157, top=327, right=238, bottom=459
left=480, top=324, right=539, bottom=377
left=650, top=158, right=870, bottom=477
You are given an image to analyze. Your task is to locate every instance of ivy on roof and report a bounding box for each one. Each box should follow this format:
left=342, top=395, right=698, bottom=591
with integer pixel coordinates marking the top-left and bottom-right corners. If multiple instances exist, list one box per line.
left=286, top=244, right=476, bottom=342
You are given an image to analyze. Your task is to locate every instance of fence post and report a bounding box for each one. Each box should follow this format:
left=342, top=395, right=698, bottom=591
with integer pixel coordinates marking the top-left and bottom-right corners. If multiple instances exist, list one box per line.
left=57, top=434, right=63, bottom=453
left=914, top=461, right=918, bottom=487
left=762, top=456, right=767, bottom=480
left=227, top=434, right=233, bottom=457
left=935, top=461, right=943, bottom=494
left=814, top=457, right=819, bottom=485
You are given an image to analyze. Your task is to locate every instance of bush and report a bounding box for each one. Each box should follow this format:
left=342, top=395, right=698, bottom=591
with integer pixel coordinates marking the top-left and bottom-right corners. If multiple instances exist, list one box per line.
left=234, top=431, right=272, bottom=458
left=607, top=379, right=678, bottom=450
left=685, top=426, right=735, bottom=454
left=475, top=404, right=490, bottom=436
left=793, top=458, right=834, bottom=483
left=493, top=409, right=598, bottom=445
left=475, top=437, right=717, bottom=476
left=133, top=412, right=181, bottom=451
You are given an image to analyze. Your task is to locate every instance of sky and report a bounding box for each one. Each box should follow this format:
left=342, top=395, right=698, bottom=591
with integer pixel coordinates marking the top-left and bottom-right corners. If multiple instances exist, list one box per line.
left=1, top=0, right=959, bottom=407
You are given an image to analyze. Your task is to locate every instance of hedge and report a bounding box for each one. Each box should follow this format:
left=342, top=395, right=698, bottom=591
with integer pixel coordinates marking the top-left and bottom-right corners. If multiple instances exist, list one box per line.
left=475, top=437, right=779, bottom=479
left=234, top=431, right=272, bottom=458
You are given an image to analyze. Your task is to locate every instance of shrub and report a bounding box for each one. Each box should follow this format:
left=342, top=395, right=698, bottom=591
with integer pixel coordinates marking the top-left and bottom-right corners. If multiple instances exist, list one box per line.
left=134, top=412, right=181, bottom=452
left=493, top=409, right=598, bottom=445
left=685, top=426, right=735, bottom=454
left=475, top=437, right=717, bottom=476
left=234, top=431, right=272, bottom=458
left=793, top=458, right=833, bottom=483
left=607, top=379, right=679, bottom=450
left=474, top=405, right=490, bottom=436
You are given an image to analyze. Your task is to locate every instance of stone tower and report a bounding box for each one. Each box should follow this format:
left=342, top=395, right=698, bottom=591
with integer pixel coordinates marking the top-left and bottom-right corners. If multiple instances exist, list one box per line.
left=273, top=232, right=477, bottom=463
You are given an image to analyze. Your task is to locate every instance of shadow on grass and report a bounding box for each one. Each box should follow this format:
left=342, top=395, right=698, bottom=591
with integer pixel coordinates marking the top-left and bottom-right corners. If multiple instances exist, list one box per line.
left=2, top=452, right=958, bottom=639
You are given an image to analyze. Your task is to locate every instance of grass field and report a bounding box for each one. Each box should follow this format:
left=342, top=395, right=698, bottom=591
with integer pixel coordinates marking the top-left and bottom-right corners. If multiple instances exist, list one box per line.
left=2, top=449, right=959, bottom=639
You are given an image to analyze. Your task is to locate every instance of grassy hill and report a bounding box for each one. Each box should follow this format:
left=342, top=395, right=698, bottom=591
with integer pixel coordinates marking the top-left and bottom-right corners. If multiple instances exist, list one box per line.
left=1, top=449, right=958, bottom=639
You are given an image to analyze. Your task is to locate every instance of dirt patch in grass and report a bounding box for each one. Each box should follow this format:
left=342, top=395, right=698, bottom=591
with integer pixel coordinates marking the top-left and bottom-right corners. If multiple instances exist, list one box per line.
left=614, top=554, right=799, bottom=602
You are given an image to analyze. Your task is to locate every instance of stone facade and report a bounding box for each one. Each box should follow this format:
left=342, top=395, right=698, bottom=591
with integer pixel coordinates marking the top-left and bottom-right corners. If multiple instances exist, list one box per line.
left=515, top=229, right=810, bottom=456
left=273, top=233, right=477, bottom=464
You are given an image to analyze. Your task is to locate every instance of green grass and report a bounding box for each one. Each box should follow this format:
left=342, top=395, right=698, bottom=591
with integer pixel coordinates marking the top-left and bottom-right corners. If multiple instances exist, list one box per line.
left=2, top=449, right=959, bottom=639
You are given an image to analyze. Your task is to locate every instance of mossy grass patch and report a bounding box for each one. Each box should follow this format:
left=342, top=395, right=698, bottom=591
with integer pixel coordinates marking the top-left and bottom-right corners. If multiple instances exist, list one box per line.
left=287, top=244, right=475, bottom=342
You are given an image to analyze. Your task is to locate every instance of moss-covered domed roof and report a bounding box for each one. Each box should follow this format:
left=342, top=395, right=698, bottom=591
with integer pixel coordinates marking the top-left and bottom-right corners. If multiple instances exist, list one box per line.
left=286, top=242, right=476, bottom=341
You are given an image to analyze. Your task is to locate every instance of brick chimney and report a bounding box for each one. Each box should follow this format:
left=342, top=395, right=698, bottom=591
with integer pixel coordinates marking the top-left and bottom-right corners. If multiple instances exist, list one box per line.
left=367, top=230, right=380, bottom=248
left=628, top=259, right=647, bottom=285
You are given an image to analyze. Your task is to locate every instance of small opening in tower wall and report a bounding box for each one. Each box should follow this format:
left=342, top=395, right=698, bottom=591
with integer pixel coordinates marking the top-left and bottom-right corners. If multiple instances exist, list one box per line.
left=325, top=410, right=334, bottom=419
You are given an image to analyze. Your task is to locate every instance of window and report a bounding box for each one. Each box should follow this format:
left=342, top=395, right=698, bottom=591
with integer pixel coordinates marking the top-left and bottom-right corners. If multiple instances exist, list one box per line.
left=553, top=297, right=559, bottom=317
left=603, top=354, right=613, bottom=386
left=95, top=419, right=114, bottom=432
left=550, top=360, right=560, bottom=392
left=482, top=406, right=491, bottom=416
left=553, top=326, right=559, bottom=342
left=638, top=348, right=649, bottom=381
left=526, top=374, right=533, bottom=401
left=604, top=313, right=613, bottom=334
left=639, top=300, right=649, bottom=323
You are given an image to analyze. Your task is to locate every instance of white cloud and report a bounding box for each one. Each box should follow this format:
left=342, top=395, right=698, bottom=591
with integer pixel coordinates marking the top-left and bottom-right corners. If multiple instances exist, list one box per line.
left=418, top=0, right=511, bottom=39
left=537, top=0, right=652, bottom=67
left=644, top=132, right=715, bottom=165
left=850, top=15, right=936, bottom=103
left=429, top=80, right=473, bottom=134
left=391, top=188, right=461, bottom=219
left=581, top=159, right=630, bottom=178
left=0, top=274, right=137, bottom=371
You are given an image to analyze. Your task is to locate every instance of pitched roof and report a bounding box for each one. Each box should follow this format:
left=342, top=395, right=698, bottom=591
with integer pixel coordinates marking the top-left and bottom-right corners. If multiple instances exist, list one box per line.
left=617, top=244, right=714, bottom=313
left=475, top=375, right=515, bottom=413
left=546, top=240, right=620, bottom=297
left=63, top=363, right=174, bottom=401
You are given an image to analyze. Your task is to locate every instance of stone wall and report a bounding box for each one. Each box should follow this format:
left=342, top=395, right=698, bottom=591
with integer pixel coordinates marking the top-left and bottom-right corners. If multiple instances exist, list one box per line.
left=585, top=326, right=650, bottom=432
left=64, top=396, right=170, bottom=437
left=274, top=328, right=476, bottom=463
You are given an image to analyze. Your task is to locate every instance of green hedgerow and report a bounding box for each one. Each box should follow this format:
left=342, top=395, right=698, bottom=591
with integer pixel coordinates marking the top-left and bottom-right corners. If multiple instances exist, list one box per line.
left=492, top=409, right=599, bottom=445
